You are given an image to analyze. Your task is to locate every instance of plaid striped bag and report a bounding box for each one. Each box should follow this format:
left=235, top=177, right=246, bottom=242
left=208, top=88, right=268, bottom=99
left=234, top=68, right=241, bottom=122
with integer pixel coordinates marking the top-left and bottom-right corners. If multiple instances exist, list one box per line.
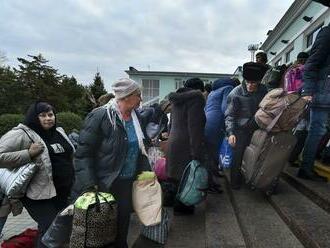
left=141, top=208, right=169, bottom=244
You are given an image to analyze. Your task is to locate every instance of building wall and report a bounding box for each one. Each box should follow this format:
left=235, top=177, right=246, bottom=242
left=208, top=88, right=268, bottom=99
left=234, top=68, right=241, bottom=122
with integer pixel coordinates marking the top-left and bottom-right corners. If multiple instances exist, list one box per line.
left=262, top=2, right=329, bottom=66
left=129, top=74, right=226, bottom=105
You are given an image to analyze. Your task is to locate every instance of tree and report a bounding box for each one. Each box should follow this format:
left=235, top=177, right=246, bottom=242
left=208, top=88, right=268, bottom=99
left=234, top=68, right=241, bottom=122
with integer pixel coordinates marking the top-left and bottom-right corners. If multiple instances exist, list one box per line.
left=0, top=66, right=27, bottom=114
left=90, top=72, right=107, bottom=100
left=0, top=50, right=7, bottom=67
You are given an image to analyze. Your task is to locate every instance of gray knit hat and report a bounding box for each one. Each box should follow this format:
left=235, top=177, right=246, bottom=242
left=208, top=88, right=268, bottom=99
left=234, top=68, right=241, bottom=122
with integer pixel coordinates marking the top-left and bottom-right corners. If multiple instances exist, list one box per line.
left=112, top=78, right=141, bottom=99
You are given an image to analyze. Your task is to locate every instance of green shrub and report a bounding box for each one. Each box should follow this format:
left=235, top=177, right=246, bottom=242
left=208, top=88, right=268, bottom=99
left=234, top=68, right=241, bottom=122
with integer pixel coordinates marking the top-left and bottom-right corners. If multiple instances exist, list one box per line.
left=57, top=112, right=83, bottom=133
left=0, top=114, right=24, bottom=136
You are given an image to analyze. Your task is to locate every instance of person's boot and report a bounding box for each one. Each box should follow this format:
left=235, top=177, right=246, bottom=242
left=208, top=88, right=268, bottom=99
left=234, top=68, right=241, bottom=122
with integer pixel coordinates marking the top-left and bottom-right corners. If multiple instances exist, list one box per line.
left=173, top=200, right=195, bottom=216
left=297, top=169, right=328, bottom=182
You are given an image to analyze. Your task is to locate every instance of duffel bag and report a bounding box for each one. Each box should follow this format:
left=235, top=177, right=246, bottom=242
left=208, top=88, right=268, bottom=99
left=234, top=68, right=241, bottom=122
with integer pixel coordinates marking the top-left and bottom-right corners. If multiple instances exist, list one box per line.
left=70, top=191, right=117, bottom=248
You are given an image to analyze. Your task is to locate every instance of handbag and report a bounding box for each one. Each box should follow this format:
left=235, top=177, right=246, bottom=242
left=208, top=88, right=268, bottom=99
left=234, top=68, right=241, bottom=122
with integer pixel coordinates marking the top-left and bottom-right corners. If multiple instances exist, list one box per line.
left=218, top=138, right=233, bottom=169
left=42, top=205, right=74, bottom=248
left=0, top=129, right=38, bottom=199
left=70, top=191, right=117, bottom=248
left=132, top=173, right=162, bottom=226
left=141, top=208, right=170, bottom=244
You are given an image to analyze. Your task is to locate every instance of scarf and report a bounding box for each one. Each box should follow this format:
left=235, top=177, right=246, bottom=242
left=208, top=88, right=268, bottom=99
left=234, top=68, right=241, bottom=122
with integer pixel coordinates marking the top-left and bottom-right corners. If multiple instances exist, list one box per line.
left=105, top=99, right=147, bottom=156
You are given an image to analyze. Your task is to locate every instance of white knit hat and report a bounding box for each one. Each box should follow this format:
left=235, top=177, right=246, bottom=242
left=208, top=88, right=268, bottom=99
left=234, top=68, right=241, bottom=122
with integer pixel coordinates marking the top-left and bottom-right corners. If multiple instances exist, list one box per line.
left=112, top=78, right=140, bottom=99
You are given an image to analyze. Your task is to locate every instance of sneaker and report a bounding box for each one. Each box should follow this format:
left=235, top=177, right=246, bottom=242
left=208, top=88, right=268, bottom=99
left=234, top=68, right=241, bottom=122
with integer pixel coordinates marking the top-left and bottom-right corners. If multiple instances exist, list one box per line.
left=297, top=169, right=328, bottom=182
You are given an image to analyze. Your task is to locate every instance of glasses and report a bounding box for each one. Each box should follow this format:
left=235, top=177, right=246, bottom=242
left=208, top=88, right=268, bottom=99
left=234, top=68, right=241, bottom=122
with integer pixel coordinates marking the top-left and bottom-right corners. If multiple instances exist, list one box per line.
left=246, top=81, right=258, bottom=85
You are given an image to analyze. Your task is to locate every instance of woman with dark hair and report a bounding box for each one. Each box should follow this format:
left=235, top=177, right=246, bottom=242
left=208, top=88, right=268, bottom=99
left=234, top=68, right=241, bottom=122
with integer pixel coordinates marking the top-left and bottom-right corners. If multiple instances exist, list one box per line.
left=0, top=101, right=75, bottom=247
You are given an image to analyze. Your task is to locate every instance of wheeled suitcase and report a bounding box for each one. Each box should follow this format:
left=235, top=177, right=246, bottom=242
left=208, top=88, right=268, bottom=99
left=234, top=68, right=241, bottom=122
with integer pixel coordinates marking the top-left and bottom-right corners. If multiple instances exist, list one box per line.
left=241, top=129, right=297, bottom=194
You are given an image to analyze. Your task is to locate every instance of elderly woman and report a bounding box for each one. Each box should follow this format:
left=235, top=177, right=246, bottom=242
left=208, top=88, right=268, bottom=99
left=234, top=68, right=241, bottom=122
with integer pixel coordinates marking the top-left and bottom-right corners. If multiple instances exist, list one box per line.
left=71, top=78, right=150, bottom=248
left=0, top=102, right=75, bottom=247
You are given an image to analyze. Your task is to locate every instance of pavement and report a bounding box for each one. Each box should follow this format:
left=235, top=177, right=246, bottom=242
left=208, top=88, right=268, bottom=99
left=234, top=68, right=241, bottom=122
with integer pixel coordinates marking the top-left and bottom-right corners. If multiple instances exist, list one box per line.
left=0, top=208, right=37, bottom=242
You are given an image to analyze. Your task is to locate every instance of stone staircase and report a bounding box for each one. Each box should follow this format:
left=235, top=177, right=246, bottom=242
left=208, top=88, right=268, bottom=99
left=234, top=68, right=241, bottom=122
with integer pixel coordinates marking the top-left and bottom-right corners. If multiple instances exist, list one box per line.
left=128, top=165, right=330, bottom=248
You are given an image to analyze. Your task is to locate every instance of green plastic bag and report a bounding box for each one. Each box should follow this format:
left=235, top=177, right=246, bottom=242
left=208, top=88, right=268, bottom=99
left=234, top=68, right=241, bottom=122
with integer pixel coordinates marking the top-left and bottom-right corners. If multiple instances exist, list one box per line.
left=74, top=192, right=115, bottom=210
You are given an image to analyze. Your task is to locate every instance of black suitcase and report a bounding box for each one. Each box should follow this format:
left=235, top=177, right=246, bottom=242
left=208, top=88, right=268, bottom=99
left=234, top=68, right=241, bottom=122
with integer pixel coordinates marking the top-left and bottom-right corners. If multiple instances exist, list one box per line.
left=242, top=129, right=297, bottom=194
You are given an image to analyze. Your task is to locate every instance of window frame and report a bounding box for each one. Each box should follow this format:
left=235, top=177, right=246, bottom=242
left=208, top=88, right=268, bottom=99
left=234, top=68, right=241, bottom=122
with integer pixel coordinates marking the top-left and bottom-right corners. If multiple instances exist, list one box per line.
left=141, top=79, right=160, bottom=103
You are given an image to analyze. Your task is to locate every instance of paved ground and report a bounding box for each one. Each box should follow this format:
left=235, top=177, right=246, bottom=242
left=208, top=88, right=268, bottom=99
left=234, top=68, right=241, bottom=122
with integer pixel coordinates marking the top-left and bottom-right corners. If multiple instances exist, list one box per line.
left=0, top=208, right=37, bottom=242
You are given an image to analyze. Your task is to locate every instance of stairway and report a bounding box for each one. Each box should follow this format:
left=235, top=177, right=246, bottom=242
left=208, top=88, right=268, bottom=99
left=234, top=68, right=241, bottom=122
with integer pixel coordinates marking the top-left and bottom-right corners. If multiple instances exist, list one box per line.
left=127, top=166, right=330, bottom=248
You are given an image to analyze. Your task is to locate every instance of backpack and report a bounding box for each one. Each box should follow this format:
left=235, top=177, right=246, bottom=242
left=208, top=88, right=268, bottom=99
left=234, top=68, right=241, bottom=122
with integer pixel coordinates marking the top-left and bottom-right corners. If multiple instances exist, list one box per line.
left=284, top=64, right=304, bottom=93
left=261, top=66, right=286, bottom=91
left=255, top=88, right=308, bottom=132
left=1, top=229, right=38, bottom=248
left=176, top=160, right=208, bottom=206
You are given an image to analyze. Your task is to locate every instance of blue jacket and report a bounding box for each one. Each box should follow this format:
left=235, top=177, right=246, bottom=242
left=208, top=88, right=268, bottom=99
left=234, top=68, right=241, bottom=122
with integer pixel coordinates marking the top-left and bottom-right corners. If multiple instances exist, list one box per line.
left=204, top=79, right=237, bottom=145
left=302, top=23, right=330, bottom=109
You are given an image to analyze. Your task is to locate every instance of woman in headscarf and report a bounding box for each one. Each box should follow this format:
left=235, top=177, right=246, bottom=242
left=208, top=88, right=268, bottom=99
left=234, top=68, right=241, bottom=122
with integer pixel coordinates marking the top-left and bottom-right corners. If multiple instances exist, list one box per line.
left=0, top=101, right=75, bottom=247
left=71, top=78, right=151, bottom=248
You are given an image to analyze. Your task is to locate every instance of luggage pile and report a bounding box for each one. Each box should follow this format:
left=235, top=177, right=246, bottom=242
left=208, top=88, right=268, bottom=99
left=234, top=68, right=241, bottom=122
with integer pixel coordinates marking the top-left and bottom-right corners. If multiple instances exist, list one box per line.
left=242, top=88, right=308, bottom=195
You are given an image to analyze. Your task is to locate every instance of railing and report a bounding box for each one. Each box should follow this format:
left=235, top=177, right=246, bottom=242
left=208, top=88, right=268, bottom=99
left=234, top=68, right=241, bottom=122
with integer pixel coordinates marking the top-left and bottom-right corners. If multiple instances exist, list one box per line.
left=142, top=96, right=160, bottom=106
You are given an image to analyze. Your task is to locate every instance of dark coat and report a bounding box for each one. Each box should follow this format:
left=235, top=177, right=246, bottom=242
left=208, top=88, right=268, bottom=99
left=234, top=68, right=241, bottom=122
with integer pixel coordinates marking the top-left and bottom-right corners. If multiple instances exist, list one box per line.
left=71, top=107, right=150, bottom=199
left=302, top=23, right=330, bottom=109
left=205, top=79, right=236, bottom=146
left=166, top=88, right=206, bottom=181
left=225, top=82, right=267, bottom=136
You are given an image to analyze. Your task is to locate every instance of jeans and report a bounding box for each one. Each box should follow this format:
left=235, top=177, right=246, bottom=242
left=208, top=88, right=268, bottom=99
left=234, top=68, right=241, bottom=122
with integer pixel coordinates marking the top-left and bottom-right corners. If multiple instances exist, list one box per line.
left=110, top=178, right=134, bottom=248
left=301, top=108, right=330, bottom=173
left=21, top=194, right=70, bottom=248
left=231, top=130, right=254, bottom=187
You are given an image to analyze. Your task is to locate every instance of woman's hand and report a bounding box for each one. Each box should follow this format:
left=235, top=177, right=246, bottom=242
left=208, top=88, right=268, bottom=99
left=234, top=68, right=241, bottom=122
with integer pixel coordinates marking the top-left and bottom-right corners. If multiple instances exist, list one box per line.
left=228, top=135, right=236, bottom=147
left=28, top=142, right=44, bottom=158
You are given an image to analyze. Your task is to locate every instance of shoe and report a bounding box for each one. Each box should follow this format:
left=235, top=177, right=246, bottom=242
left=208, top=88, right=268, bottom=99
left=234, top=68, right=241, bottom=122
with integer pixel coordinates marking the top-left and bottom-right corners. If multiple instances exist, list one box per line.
left=231, top=184, right=241, bottom=190
left=173, top=201, right=195, bottom=216
left=289, top=161, right=300, bottom=168
left=297, top=169, right=328, bottom=182
left=207, top=185, right=223, bottom=194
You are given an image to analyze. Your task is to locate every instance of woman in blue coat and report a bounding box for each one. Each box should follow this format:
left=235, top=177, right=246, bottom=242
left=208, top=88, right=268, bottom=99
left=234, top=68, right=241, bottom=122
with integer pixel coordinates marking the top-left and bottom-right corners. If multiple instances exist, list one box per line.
left=204, top=78, right=238, bottom=191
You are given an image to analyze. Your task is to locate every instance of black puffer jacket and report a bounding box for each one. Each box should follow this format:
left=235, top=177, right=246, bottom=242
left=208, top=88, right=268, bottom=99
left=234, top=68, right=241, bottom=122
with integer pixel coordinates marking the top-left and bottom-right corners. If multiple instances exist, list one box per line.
left=302, top=23, right=330, bottom=109
left=71, top=107, right=150, bottom=199
left=225, top=82, right=267, bottom=136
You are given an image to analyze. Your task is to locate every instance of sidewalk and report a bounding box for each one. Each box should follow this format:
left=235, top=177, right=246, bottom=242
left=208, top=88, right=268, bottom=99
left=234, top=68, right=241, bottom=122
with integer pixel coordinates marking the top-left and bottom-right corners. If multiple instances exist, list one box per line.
left=0, top=208, right=37, bottom=241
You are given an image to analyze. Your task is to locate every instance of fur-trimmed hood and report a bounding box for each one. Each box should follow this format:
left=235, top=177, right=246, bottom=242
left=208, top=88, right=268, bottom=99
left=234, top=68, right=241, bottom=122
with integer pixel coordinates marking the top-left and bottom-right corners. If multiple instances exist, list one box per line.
left=169, top=88, right=205, bottom=105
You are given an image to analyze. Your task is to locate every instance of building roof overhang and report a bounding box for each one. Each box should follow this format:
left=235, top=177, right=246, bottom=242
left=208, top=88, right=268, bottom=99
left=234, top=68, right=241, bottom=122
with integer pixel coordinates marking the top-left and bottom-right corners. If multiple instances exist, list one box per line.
left=125, top=67, right=233, bottom=78
left=260, top=0, right=311, bottom=51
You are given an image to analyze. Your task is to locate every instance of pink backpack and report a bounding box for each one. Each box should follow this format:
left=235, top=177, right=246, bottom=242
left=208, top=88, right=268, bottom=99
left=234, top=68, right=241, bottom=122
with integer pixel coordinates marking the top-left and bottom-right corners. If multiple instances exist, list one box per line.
left=154, top=158, right=167, bottom=181
left=284, top=64, right=304, bottom=93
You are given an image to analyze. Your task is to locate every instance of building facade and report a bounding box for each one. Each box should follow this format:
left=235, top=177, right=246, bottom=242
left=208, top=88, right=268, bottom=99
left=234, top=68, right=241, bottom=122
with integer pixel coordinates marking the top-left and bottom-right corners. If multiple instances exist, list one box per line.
left=260, top=0, right=330, bottom=66
left=126, top=67, right=232, bottom=105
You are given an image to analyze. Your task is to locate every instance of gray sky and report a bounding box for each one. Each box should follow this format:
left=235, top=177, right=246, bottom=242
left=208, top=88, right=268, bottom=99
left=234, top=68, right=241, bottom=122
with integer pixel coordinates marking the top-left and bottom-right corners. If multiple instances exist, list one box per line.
left=0, top=0, right=294, bottom=90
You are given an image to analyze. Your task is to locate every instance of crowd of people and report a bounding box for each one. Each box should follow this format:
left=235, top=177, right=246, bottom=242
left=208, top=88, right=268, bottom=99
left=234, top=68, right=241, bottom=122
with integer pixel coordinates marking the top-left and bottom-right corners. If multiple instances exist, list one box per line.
left=0, top=1, right=329, bottom=246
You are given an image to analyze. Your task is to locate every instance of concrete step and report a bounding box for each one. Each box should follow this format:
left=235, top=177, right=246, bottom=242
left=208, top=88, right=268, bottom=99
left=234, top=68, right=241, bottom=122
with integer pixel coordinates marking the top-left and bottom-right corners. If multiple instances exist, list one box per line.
left=269, top=179, right=330, bottom=248
left=282, top=167, right=330, bottom=214
left=226, top=181, right=304, bottom=248
left=129, top=177, right=246, bottom=248
left=128, top=204, right=206, bottom=248
left=205, top=179, right=246, bottom=248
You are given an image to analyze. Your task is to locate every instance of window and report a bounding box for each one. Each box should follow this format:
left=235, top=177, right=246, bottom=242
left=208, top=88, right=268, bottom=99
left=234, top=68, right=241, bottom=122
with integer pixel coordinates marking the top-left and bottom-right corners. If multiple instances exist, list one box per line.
left=142, top=79, right=159, bottom=103
left=306, top=24, right=323, bottom=48
left=175, top=78, right=184, bottom=89
left=285, top=47, right=294, bottom=63
left=274, top=58, right=282, bottom=67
